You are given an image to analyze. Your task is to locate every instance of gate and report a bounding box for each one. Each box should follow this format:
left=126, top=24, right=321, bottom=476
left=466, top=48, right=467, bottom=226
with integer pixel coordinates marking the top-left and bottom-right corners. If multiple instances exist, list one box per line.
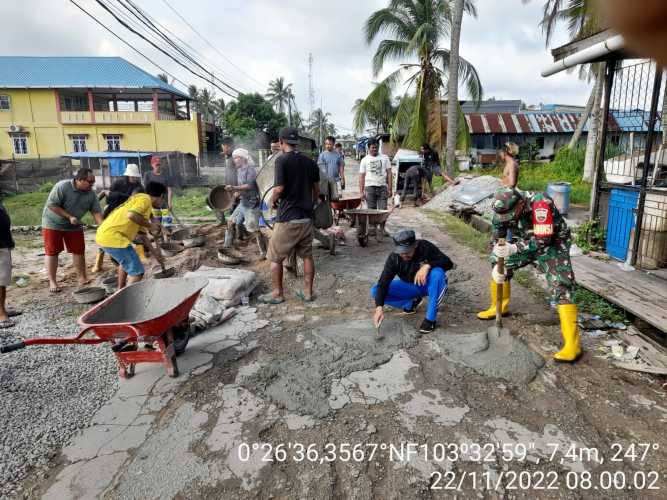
left=605, top=188, right=639, bottom=260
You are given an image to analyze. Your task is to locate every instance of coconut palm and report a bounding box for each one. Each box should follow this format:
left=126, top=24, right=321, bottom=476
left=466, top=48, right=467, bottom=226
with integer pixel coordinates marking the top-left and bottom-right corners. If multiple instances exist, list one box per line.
left=308, top=108, right=336, bottom=141
left=352, top=82, right=396, bottom=135
left=361, top=0, right=483, bottom=151
left=537, top=0, right=603, bottom=181
left=266, top=77, right=293, bottom=115
left=445, top=0, right=465, bottom=175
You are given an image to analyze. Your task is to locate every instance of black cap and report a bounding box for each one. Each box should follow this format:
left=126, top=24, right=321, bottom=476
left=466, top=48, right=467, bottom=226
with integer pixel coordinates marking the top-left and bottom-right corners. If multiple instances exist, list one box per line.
left=279, top=127, right=300, bottom=145
left=392, top=229, right=417, bottom=253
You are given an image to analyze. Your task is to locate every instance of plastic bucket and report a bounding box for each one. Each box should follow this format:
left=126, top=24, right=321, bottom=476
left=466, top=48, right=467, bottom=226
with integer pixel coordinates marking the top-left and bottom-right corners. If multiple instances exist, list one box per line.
left=547, top=181, right=572, bottom=215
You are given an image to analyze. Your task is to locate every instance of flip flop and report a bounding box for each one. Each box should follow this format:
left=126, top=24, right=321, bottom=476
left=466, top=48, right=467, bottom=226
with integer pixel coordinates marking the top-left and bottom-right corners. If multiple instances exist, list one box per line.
left=257, top=293, right=285, bottom=305
left=6, top=310, right=23, bottom=318
left=0, top=319, right=16, bottom=329
left=49, top=286, right=62, bottom=294
left=295, top=290, right=316, bottom=302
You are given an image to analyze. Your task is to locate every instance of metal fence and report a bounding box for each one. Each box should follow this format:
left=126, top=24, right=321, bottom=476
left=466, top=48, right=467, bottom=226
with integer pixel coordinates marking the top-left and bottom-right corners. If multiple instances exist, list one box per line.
left=593, top=59, right=667, bottom=269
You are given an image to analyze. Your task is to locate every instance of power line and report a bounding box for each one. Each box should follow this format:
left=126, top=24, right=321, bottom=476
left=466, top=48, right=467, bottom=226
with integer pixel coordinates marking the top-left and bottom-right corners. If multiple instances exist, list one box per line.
left=93, top=0, right=239, bottom=98
left=114, top=0, right=249, bottom=95
left=68, top=0, right=188, bottom=91
left=159, top=0, right=266, bottom=91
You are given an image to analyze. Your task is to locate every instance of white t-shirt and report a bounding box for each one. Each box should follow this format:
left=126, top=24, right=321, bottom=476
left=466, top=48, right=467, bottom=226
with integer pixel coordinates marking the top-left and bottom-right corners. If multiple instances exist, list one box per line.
left=359, top=154, right=391, bottom=188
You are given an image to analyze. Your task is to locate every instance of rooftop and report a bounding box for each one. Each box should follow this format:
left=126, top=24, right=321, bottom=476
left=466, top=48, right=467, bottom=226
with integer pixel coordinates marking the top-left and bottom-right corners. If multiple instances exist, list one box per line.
left=0, top=56, right=188, bottom=99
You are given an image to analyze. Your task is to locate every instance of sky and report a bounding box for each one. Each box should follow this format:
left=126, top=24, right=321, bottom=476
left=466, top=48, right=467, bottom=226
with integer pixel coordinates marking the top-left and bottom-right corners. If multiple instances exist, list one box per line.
left=1, top=0, right=592, bottom=134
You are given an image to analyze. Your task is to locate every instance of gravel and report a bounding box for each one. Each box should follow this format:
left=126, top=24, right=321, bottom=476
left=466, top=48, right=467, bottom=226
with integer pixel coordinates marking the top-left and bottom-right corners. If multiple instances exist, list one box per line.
left=0, top=303, right=119, bottom=498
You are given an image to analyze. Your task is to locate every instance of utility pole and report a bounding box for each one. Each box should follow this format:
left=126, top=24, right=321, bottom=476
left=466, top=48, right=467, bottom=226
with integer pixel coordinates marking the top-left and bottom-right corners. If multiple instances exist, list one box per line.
left=319, top=97, right=323, bottom=149
left=308, top=53, right=315, bottom=128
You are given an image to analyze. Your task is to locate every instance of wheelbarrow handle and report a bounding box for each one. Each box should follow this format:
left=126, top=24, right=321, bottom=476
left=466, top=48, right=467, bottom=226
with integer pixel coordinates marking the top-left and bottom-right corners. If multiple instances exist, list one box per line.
left=0, top=341, right=26, bottom=354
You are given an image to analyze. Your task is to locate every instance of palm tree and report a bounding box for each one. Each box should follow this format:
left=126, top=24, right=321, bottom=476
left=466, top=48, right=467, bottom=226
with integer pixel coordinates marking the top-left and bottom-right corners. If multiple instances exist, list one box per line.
left=352, top=82, right=396, bottom=135
left=188, top=85, right=200, bottom=112
left=266, top=77, right=293, bottom=115
left=445, top=0, right=465, bottom=176
left=537, top=0, right=602, bottom=181
left=156, top=73, right=169, bottom=83
left=308, top=108, right=336, bottom=142
left=362, top=0, right=483, bottom=151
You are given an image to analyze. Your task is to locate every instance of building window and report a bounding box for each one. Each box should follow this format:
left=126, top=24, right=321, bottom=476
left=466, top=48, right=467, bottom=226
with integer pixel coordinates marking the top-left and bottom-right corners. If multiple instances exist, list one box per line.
left=104, top=134, right=121, bottom=151
left=536, top=136, right=545, bottom=149
left=71, top=135, right=87, bottom=152
left=0, top=95, right=10, bottom=110
left=11, top=133, right=28, bottom=155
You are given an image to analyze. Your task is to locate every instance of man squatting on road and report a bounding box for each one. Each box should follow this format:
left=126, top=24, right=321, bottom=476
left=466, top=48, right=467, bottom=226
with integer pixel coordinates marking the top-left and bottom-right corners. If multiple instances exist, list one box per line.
left=478, top=187, right=581, bottom=362
left=372, top=229, right=454, bottom=334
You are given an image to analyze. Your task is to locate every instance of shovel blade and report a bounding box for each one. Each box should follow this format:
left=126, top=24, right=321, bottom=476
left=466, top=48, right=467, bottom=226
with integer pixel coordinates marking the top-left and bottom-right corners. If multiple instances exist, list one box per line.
left=487, top=326, right=511, bottom=339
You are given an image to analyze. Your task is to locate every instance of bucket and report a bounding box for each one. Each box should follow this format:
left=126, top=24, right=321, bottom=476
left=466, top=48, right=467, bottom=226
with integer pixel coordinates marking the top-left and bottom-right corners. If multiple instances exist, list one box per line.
left=208, top=186, right=233, bottom=211
left=547, top=181, right=572, bottom=215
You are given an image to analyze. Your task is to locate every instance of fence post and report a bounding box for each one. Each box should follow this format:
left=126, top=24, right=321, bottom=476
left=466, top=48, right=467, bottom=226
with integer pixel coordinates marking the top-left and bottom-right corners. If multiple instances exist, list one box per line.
left=631, top=67, right=664, bottom=266
left=592, top=60, right=617, bottom=219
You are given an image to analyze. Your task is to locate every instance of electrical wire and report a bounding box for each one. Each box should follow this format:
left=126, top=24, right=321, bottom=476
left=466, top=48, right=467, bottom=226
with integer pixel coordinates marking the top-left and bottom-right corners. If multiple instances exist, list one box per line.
left=159, top=0, right=267, bottom=90
left=93, top=0, right=239, bottom=98
left=68, top=0, right=189, bottom=92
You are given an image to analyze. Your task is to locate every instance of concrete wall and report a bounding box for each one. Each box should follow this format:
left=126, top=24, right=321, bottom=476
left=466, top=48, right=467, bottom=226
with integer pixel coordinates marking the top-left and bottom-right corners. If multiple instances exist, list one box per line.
left=0, top=88, right=201, bottom=159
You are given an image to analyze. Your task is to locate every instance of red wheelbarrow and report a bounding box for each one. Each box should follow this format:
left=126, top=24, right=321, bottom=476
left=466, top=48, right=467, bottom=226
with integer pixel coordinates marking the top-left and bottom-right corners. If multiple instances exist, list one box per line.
left=329, top=197, right=361, bottom=225
left=0, top=278, right=208, bottom=379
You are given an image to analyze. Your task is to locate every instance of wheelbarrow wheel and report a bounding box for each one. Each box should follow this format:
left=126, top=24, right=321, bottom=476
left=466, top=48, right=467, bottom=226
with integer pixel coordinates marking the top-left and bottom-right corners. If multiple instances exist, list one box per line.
left=173, top=326, right=190, bottom=356
left=329, top=234, right=336, bottom=255
left=358, top=235, right=368, bottom=247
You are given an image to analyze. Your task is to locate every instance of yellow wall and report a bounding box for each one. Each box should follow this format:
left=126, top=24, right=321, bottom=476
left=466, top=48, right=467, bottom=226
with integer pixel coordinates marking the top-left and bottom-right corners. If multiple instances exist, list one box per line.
left=0, top=88, right=200, bottom=159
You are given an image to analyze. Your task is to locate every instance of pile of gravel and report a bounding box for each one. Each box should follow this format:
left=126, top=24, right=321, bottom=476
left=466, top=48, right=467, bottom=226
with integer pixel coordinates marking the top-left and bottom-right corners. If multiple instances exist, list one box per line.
left=0, top=303, right=119, bottom=498
left=425, top=175, right=502, bottom=216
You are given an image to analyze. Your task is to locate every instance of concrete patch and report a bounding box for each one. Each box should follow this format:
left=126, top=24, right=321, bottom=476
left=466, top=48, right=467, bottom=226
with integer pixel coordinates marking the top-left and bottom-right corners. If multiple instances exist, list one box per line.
left=241, top=318, right=419, bottom=417
left=398, top=389, right=469, bottom=432
left=43, top=452, right=128, bottom=500
left=434, top=330, right=545, bottom=384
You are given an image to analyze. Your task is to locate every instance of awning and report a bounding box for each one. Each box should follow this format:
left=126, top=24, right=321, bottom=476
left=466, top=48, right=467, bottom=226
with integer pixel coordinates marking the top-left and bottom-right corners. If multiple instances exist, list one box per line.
left=541, top=34, right=625, bottom=77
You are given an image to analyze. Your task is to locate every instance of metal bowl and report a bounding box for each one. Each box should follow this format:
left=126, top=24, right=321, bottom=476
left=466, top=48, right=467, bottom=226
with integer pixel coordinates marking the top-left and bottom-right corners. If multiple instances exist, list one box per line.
left=217, top=251, right=240, bottom=265
left=208, top=186, right=233, bottom=211
left=171, top=228, right=192, bottom=241
left=160, top=242, right=184, bottom=257
left=183, top=235, right=206, bottom=248
left=73, top=287, right=107, bottom=304
left=101, top=276, right=117, bottom=294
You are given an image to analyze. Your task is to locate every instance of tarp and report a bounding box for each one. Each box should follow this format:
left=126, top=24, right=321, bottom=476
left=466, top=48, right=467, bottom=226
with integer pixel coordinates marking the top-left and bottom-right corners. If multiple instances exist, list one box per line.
left=108, top=158, right=127, bottom=177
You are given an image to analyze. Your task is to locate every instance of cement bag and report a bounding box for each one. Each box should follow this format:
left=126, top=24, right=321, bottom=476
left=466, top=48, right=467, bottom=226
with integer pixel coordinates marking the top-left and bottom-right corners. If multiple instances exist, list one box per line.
left=184, top=266, right=257, bottom=307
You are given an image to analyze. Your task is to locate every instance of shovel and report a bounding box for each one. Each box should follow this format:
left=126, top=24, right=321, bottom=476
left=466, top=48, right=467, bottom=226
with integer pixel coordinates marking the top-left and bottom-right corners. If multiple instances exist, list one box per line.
left=488, top=238, right=510, bottom=339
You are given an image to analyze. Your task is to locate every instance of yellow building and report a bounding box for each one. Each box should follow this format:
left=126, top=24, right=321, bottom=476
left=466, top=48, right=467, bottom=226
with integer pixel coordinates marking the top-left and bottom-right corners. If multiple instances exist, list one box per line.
left=0, top=56, right=201, bottom=161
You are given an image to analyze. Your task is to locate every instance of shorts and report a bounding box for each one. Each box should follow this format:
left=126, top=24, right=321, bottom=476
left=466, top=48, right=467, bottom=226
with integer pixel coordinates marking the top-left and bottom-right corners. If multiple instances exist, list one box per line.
left=43, top=228, right=85, bottom=256
left=0, top=248, right=11, bottom=287
left=267, top=221, right=313, bottom=263
left=230, top=204, right=261, bottom=232
left=101, top=245, right=145, bottom=276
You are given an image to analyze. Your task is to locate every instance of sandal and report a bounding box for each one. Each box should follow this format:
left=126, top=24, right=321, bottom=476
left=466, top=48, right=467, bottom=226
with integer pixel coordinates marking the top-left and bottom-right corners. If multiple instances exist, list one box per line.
left=6, top=309, right=23, bottom=318
left=295, top=290, right=316, bottom=302
left=0, top=319, right=16, bottom=329
left=257, top=293, right=285, bottom=305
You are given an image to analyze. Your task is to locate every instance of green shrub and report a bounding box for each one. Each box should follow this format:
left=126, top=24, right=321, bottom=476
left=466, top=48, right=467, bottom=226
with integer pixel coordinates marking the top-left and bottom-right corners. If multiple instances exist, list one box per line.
left=38, top=182, right=55, bottom=193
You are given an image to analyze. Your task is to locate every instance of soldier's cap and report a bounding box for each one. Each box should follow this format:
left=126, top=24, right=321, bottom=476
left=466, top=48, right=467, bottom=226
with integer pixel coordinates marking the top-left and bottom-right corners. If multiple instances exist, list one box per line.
left=392, top=229, right=417, bottom=254
left=279, top=127, right=300, bottom=145
left=492, top=188, right=523, bottom=222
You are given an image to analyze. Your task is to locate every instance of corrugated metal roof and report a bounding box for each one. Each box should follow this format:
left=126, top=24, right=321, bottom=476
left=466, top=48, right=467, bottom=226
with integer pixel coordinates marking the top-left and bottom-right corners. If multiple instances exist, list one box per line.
left=0, top=56, right=188, bottom=98
left=458, top=111, right=622, bottom=135
left=460, top=99, right=523, bottom=114
left=610, top=110, right=662, bottom=132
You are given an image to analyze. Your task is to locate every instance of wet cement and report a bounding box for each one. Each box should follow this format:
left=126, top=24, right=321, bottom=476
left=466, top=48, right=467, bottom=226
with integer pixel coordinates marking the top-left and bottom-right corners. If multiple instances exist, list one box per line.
left=241, top=317, right=419, bottom=417
left=431, top=329, right=545, bottom=385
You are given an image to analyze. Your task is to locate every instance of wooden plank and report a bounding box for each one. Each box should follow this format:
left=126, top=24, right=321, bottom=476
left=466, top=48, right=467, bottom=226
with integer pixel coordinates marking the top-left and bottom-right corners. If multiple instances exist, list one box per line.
left=613, top=361, right=667, bottom=375
left=571, top=255, right=667, bottom=333
left=616, top=332, right=667, bottom=368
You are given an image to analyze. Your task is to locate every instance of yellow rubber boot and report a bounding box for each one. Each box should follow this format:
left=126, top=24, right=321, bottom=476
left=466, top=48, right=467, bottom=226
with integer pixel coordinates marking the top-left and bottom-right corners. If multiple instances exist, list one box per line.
left=477, top=280, right=511, bottom=320
left=91, top=250, right=104, bottom=273
left=554, top=303, right=582, bottom=362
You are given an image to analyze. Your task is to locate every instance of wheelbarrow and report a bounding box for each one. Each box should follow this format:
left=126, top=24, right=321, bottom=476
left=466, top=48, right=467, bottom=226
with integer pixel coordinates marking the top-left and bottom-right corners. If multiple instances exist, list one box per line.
left=0, top=278, right=208, bottom=379
left=345, top=209, right=392, bottom=247
left=329, top=197, right=361, bottom=225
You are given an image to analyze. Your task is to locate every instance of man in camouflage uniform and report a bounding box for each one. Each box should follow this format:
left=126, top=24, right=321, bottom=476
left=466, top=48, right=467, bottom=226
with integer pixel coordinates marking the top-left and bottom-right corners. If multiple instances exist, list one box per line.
left=477, top=187, right=581, bottom=362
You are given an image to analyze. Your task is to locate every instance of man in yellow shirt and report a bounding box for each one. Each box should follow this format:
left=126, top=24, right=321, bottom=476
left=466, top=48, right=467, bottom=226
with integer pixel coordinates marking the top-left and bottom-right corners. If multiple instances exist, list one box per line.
left=96, top=182, right=167, bottom=288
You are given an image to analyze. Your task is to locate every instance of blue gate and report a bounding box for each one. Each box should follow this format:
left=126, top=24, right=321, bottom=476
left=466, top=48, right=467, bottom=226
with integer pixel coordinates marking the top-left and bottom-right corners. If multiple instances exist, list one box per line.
left=606, top=188, right=639, bottom=261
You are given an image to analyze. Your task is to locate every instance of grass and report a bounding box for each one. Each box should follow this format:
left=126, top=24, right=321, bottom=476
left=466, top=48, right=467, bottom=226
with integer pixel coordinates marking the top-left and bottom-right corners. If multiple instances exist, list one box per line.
left=572, top=286, right=627, bottom=323
left=1, top=185, right=212, bottom=226
left=423, top=209, right=489, bottom=254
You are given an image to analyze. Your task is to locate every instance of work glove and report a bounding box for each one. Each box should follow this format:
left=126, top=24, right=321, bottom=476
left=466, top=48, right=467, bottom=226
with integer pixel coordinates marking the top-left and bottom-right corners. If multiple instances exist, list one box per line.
left=493, top=242, right=518, bottom=259
left=491, top=264, right=506, bottom=284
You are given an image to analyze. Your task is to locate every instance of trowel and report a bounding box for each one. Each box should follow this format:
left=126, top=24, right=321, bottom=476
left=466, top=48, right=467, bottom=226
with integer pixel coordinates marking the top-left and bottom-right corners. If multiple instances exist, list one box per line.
left=488, top=239, right=510, bottom=339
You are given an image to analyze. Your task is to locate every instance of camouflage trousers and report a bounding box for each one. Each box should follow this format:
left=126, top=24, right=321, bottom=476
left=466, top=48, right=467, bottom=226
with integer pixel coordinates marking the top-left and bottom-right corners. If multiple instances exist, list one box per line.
left=496, top=242, right=576, bottom=305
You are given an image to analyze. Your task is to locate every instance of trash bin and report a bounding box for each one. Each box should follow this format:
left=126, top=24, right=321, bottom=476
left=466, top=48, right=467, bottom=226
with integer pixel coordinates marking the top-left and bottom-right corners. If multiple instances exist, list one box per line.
left=547, top=181, right=572, bottom=215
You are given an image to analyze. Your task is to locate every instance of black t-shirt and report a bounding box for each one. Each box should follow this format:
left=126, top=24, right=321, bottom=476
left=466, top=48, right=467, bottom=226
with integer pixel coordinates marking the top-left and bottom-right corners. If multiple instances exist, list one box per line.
left=0, top=204, right=14, bottom=249
left=105, top=177, right=144, bottom=217
left=275, top=151, right=320, bottom=222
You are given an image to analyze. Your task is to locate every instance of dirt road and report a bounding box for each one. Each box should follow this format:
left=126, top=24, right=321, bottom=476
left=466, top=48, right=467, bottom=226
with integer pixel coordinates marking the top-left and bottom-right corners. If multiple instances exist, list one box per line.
left=14, top=160, right=667, bottom=498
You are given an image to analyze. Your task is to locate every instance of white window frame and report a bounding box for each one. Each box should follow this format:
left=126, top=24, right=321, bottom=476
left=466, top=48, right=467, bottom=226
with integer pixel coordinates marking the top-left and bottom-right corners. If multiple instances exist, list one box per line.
left=0, top=95, right=9, bottom=111
left=71, top=135, right=87, bottom=153
left=11, top=133, right=28, bottom=155
left=104, top=134, right=121, bottom=151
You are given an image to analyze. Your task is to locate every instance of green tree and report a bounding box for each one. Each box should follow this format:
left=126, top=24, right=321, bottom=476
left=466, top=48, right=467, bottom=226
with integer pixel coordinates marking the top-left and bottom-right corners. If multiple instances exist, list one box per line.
left=266, top=77, right=293, bottom=115
left=362, top=0, right=483, bottom=151
left=537, top=0, right=602, bottom=181
left=223, top=93, right=288, bottom=140
left=352, top=81, right=396, bottom=135
left=308, top=108, right=337, bottom=142
left=156, top=73, right=169, bottom=83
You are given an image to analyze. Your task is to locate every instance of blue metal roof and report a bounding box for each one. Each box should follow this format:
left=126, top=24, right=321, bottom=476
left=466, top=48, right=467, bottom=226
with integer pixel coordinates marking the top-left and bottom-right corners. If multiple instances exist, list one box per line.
left=0, top=56, right=188, bottom=99
left=610, top=110, right=662, bottom=133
